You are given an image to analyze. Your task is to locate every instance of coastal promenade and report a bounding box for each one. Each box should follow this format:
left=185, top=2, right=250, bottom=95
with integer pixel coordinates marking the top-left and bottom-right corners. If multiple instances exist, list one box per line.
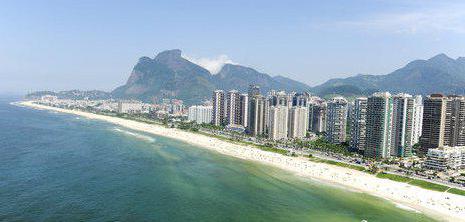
left=19, top=101, right=465, bottom=222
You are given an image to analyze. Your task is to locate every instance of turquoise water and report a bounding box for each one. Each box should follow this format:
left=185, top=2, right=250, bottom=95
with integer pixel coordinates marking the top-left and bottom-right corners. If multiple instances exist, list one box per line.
left=0, top=97, right=435, bottom=221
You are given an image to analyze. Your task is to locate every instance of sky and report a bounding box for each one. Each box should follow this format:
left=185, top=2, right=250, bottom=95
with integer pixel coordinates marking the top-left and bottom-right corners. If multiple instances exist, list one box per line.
left=1, top=0, right=465, bottom=94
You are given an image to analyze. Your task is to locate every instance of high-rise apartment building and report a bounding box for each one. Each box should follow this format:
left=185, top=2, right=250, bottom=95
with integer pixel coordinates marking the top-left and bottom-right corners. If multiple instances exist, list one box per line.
left=420, top=94, right=465, bottom=155
left=212, top=90, right=225, bottom=126
left=247, top=85, right=261, bottom=130
left=350, top=97, right=367, bottom=152
left=288, top=106, right=309, bottom=138
left=268, top=105, right=289, bottom=140
left=325, top=97, right=348, bottom=144
left=248, top=95, right=267, bottom=136
left=223, top=90, right=249, bottom=127
left=365, top=92, right=393, bottom=159
left=390, top=93, right=420, bottom=157
left=412, top=95, right=424, bottom=146
left=309, top=101, right=326, bottom=133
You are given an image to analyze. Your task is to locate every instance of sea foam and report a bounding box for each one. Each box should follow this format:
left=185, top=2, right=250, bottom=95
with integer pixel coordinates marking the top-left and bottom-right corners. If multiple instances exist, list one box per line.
left=113, top=127, right=156, bottom=143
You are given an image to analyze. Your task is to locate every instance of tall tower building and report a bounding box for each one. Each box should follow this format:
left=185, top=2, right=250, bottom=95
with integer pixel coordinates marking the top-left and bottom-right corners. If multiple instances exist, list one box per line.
left=268, top=105, right=289, bottom=140
left=420, top=95, right=465, bottom=155
left=412, top=95, right=424, bottom=146
left=309, top=100, right=327, bottom=134
left=239, top=94, right=249, bottom=127
left=247, top=85, right=261, bottom=130
left=224, top=90, right=248, bottom=127
left=248, top=95, right=266, bottom=136
left=325, top=97, right=348, bottom=144
left=225, top=90, right=240, bottom=125
left=365, top=92, right=393, bottom=159
left=350, top=97, right=368, bottom=152
left=390, top=93, right=420, bottom=157
left=212, top=90, right=225, bottom=126
left=288, top=106, right=309, bottom=139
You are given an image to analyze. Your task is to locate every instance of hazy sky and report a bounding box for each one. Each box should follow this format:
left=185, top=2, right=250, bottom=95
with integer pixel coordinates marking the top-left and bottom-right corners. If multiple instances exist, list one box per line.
left=1, top=0, right=465, bottom=94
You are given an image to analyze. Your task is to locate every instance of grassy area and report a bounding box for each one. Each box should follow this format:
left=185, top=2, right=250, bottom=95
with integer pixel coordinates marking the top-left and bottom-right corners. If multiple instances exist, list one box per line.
left=376, top=172, right=452, bottom=193
left=376, top=172, right=412, bottom=183
left=254, top=144, right=288, bottom=155
left=309, top=156, right=366, bottom=171
left=448, top=188, right=465, bottom=196
left=408, top=179, right=449, bottom=192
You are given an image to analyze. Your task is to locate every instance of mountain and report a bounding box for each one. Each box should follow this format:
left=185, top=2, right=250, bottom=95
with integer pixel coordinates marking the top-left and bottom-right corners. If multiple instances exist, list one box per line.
left=112, top=49, right=215, bottom=105
left=113, top=49, right=311, bottom=104
left=313, top=54, right=465, bottom=96
left=213, top=64, right=310, bottom=93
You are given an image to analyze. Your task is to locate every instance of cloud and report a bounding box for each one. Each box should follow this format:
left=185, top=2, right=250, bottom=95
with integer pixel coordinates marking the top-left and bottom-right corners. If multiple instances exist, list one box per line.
left=183, top=54, right=236, bottom=74
left=334, top=4, right=465, bottom=34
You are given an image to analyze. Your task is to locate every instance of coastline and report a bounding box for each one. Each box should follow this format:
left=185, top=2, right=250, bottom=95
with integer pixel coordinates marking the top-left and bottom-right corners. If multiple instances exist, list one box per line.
left=17, top=101, right=465, bottom=222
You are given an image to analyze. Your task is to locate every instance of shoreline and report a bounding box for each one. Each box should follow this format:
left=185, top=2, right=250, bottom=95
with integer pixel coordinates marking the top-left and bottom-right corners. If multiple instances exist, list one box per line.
left=17, top=101, right=465, bottom=221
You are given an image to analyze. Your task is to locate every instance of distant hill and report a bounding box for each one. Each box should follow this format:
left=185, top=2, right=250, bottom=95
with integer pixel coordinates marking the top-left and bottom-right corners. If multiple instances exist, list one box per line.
left=313, top=54, right=465, bottom=96
left=112, top=49, right=311, bottom=104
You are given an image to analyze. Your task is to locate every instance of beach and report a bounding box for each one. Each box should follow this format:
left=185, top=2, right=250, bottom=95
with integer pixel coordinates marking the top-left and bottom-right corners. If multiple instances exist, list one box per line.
left=18, top=101, right=465, bottom=222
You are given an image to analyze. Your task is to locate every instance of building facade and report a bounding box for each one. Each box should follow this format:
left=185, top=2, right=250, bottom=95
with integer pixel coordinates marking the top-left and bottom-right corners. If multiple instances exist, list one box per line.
left=212, top=90, right=225, bottom=126
left=188, top=105, right=213, bottom=124
left=365, top=92, right=393, bottom=159
left=390, top=94, right=417, bottom=157
left=350, top=97, right=367, bottom=152
left=248, top=95, right=267, bottom=136
left=420, top=95, right=465, bottom=155
left=309, top=101, right=327, bottom=134
left=325, top=97, right=348, bottom=144
left=268, top=105, right=289, bottom=140
left=288, top=106, right=309, bottom=139
left=424, top=147, right=465, bottom=171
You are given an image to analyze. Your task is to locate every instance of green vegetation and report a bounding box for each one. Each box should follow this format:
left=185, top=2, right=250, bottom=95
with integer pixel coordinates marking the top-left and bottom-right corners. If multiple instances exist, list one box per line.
left=408, top=180, right=449, bottom=192
left=305, top=138, right=351, bottom=155
left=376, top=172, right=452, bottom=193
left=376, top=172, right=412, bottom=183
left=448, top=188, right=465, bottom=196
left=309, top=156, right=366, bottom=171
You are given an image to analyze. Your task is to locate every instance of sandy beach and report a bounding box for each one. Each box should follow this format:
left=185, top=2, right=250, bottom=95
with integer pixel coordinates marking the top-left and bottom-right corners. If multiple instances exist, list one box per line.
left=18, top=101, right=465, bottom=221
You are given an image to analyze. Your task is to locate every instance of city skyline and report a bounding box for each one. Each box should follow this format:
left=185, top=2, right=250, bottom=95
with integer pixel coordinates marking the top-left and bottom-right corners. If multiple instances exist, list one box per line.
left=2, top=0, right=465, bottom=94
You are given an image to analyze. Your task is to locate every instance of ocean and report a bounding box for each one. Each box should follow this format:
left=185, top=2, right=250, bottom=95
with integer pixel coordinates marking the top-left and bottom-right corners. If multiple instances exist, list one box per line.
left=0, top=97, right=435, bottom=221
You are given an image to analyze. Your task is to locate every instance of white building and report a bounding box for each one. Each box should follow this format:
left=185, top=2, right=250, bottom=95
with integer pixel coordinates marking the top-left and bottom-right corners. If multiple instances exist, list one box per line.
left=117, top=101, right=144, bottom=114
left=288, top=106, right=309, bottom=139
left=268, top=105, right=289, bottom=140
left=412, top=95, right=423, bottom=145
left=424, top=147, right=465, bottom=171
left=390, top=93, right=423, bottom=157
left=188, top=105, right=213, bottom=124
